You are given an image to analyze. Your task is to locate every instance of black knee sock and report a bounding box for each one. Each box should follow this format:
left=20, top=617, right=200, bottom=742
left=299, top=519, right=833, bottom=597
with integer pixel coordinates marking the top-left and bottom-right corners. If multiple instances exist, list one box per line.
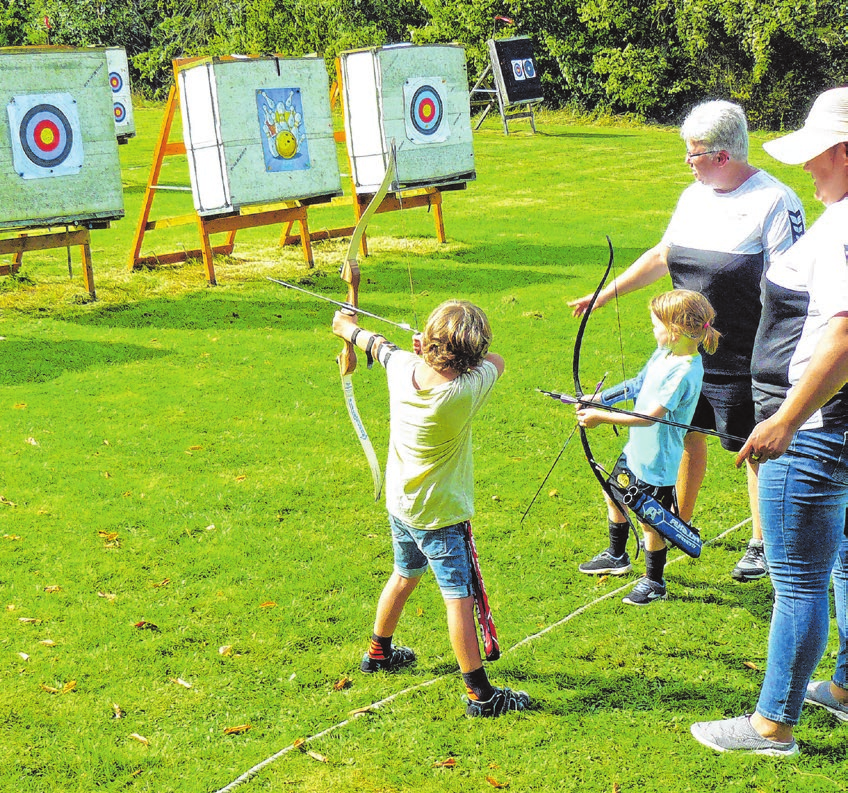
left=608, top=520, right=630, bottom=558
left=462, top=666, right=495, bottom=701
left=645, top=547, right=668, bottom=584
left=368, top=633, right=392, bottom=660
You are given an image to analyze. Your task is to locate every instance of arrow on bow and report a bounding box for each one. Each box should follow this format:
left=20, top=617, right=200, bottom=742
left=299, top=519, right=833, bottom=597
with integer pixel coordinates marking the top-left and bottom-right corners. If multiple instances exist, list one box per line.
left=537, top=389, right=824, bottom=465
left=338, top=143, right=398, bottom=501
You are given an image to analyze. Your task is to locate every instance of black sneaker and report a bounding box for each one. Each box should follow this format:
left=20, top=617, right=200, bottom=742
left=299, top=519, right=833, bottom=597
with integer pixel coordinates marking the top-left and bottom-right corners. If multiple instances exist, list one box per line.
left=622, top=577, right=667, bottom=606
left=578, top=549, right=632, bottom=575
left=360, top=645, right=416, bottom=673
left=466, top=686, right=531, bottom=717
left=731, top=541, right=768, bottom=581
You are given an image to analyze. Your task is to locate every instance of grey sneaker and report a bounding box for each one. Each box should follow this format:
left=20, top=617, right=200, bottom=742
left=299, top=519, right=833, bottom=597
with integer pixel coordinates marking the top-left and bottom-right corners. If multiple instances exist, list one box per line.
left=805, top=680, right=848, bottom=721
left=360, top=645, right=416, bottom=673
left=578, top=549, right=632, bottom=575
left=732, top=540, right=769, bottom=581
left=466, top=686, right=530, bottom=717
left=622, top=577, right=666, bottom=606
left=690, top=715, right=799, bottom=756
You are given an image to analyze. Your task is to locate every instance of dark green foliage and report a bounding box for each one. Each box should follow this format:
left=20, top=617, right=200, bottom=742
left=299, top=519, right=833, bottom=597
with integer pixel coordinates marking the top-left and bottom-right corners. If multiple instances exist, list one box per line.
left=3, top=0, right=848, bottom=125
left=0, top=0, right=31, bottom=46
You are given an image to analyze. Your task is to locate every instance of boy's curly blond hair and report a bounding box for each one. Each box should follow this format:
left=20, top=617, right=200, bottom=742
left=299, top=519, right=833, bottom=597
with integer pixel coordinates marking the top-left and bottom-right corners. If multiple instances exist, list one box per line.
left=421, top=300, right=491, bottom=374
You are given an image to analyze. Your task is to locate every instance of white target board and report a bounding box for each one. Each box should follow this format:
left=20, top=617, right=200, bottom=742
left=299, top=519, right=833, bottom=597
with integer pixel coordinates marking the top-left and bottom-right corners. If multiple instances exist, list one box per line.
left=105, top=47, right=135, bottom=141
left=340, top=44, right=475, bottom=193
left=0, top=48, right=124, bottom=230
left=178, top=55, right=342, bottom=217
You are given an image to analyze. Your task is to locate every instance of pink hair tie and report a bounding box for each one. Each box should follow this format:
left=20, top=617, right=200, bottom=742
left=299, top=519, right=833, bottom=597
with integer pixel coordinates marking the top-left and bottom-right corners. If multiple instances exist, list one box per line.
left=703, top=321, right=710, bottom=329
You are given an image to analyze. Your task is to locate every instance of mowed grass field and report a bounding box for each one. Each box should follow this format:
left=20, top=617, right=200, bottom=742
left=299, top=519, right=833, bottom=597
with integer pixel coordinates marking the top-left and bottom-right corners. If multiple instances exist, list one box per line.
left=1, top=102, right=844, bottom=792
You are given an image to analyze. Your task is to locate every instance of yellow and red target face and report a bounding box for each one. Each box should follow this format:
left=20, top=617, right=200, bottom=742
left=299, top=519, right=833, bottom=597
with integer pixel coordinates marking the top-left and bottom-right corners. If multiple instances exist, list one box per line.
left=20, top=104, right=74, bottom=167
left=409, top=85, right=443, bottom=136
left=7, top=92, right=84, bottom=179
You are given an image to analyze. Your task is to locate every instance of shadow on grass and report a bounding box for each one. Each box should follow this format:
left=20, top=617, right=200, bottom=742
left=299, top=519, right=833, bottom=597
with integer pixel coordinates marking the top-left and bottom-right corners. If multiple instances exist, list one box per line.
left=0, top=338, right=170, bottom=385
left=59, top=241, right=646, bottom=333
left=672, top=573, right=774, bottom=623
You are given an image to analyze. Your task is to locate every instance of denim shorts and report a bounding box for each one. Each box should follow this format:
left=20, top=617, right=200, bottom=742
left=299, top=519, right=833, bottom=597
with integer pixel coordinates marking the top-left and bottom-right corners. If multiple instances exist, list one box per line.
left=389, top=513, right=473, bottom=599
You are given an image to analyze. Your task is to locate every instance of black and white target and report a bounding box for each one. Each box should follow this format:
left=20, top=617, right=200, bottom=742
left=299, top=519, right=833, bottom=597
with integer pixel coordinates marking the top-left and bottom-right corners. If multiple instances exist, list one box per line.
left=403, top=77, right=450, bottom=145
left=7, top=92, right=83, bottom=179
left=489, top=37, right=544, bottom=105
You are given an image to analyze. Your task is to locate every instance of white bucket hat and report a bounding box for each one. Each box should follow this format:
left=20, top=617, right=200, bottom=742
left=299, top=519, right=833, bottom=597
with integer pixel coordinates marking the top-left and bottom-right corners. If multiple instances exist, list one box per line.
left=763, top=86, right=848, bottom=165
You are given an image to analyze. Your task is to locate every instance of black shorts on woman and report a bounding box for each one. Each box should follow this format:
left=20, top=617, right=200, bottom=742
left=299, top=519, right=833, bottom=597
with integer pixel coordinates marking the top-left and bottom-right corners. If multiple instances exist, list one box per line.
left=691, top=375, right=755, bottom=453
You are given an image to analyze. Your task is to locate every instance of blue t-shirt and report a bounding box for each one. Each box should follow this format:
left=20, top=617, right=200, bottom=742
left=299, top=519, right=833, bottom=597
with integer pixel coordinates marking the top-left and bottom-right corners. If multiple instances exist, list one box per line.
left=602, top=348, right=704, bottom=486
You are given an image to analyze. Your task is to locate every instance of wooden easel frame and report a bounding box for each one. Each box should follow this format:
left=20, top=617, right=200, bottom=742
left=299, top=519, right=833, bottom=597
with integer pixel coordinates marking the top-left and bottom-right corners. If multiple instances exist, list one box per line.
left=0, top=227, right=96, bottom=298
left=128, top=59, right=314, bottom=286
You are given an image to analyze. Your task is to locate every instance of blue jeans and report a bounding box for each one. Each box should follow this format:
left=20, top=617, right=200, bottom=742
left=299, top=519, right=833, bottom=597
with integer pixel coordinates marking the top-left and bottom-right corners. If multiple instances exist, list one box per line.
left=756, top=429, right=848, bottom=725
left=389, top=514, right=473, bottom=599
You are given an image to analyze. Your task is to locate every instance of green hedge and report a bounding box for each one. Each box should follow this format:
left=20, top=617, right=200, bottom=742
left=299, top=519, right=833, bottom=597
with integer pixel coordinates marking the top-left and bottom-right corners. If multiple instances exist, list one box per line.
left=6, top=0, right=848, bottom=129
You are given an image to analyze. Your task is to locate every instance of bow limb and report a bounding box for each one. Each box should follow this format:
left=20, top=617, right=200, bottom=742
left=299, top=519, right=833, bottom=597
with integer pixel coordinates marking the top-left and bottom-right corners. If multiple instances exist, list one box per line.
left=572, top=237, right=640, bottom=555
left=338, top=144, right=398, bottom=501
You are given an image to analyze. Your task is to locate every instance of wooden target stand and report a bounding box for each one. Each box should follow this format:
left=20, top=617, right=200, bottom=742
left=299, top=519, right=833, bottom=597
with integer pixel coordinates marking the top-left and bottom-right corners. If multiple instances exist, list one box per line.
left=128, top=58, right=315, bottom=285
left=0, top=226, right=97, bottom=298
left=280, top=66, right=448, bottom=257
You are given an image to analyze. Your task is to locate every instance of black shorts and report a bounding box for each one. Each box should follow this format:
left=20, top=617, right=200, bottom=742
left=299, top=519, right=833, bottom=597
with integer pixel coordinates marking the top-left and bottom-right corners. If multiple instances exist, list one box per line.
left=611, top=455, right=676, bottom=512
left=689, top=375, right=755, bottom=453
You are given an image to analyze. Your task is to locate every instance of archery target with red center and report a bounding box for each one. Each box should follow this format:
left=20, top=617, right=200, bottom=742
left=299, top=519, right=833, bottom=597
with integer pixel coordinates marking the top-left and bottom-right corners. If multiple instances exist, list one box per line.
left=403, top=77, right=450, bottom=145
left=511, top=60, right=526, bottom=81
left=21, top=105, right=73, bottom=166
left=409, top=85, right=443, bottom=135
left=109, top=72, right=123, bottom=93
left=7, top=92, right=84, bottom=179
left=113, top=102, right=127, bottom=123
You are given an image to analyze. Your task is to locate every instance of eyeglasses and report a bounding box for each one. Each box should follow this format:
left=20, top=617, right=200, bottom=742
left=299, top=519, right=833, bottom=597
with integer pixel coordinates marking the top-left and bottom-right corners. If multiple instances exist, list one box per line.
left=686, top=149, right=720, bottom=161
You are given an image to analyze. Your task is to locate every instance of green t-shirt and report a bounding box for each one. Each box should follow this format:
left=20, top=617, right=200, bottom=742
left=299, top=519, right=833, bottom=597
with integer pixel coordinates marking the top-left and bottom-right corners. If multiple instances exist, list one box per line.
left=384, top=350, right=499, bottom=530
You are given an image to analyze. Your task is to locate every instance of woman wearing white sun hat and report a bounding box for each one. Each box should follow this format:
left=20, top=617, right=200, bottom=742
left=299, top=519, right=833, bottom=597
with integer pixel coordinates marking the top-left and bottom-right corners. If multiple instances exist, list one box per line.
left=691, top=86, right=848, bottom=755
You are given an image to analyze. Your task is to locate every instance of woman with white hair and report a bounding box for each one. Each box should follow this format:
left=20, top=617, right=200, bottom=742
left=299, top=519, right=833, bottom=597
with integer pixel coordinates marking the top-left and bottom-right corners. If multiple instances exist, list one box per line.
left=691, top=86, right=848, bottom=755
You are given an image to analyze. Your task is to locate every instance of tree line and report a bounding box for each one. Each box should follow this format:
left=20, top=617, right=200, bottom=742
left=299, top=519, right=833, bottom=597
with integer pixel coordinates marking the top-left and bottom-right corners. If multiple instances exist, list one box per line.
left=2, top=0, right=847, bottom=129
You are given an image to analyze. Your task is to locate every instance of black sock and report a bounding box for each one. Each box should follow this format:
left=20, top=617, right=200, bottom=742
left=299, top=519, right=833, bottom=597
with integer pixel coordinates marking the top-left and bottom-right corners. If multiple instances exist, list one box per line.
left=368, top=633, right=392, bottom=660
left=645, top=547, right=668, bottom=584
left=463, top=666, right=495, bottom=701
left=608, top=520, right=630, bottom=558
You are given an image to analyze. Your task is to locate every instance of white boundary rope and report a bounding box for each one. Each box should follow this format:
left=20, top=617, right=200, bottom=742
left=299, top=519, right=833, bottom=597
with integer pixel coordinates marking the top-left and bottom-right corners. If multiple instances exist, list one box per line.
left=213, top=517, right=752, bottom=793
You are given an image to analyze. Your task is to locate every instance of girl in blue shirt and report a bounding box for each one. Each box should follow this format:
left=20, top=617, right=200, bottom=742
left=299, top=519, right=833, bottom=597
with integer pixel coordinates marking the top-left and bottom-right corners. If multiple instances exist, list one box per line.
left=576, top=289, right=720, bottom=605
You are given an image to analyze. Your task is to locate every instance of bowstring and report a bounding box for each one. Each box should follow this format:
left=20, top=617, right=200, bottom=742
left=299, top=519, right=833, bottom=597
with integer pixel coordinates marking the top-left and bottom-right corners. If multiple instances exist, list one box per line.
left=610, top=243, right=628, bottom=436
left=390, top=146, right=420, bottom=333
